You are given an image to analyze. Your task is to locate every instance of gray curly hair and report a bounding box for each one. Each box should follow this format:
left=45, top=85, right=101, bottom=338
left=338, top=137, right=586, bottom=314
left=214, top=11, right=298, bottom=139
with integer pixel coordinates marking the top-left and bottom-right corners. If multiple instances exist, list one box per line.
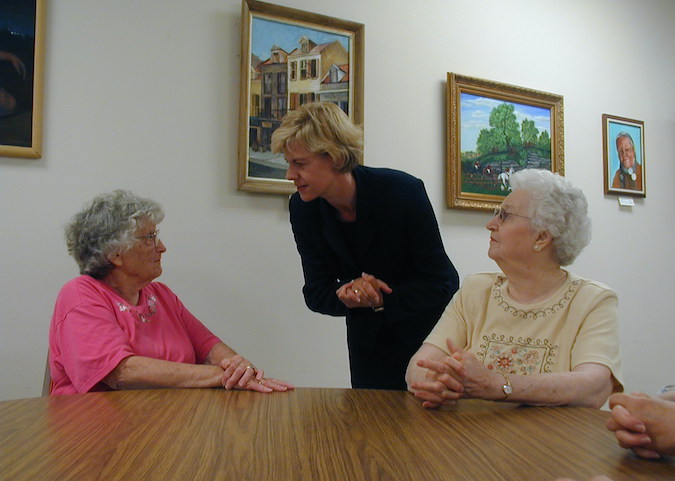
left=65, top=190, right=164, bottom=279
left=509, top=169, right=591, bottom=266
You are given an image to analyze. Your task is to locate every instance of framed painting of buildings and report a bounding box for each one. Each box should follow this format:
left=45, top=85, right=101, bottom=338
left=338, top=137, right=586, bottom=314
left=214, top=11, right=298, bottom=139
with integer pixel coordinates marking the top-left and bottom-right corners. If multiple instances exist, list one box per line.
left=602, top=114, right=646, bottom=197
left=238, top=0, right=364, bottom=194
left=446, top=73, right=564, bottom=211
left=0, top=0, right=45, bottom=159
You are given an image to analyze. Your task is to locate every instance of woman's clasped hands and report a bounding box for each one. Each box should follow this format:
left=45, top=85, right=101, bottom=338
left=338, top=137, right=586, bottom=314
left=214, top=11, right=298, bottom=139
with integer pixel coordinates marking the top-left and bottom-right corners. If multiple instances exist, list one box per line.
left=336, top=272, right=392, bottom=309
left=220, top=355, right=294, bottom=393
left=411, top=339, right=500, bottom=408
left=606, top=392, right=675, bottom=459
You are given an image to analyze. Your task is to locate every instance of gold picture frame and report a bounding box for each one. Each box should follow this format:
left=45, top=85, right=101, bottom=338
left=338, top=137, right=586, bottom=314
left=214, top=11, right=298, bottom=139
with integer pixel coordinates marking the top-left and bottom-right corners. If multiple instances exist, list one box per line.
left=602, top=114, right=646, bottom=197
left=0, top=0, right=45, bottom=159
left=238, top=0, right=364, bottom=194
left=447, top=73, right=564, bottom=210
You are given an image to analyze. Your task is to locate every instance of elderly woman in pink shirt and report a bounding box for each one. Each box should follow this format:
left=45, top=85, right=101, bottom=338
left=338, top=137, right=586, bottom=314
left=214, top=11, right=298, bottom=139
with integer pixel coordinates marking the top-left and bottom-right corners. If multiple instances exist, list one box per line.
left=49, top=190, right=293, bottom=396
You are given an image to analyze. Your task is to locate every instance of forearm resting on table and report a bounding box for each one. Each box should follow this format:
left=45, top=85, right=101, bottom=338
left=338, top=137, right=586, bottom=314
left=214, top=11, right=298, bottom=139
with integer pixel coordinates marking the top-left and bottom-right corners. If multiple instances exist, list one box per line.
left=103, top=355, right=224, bottom=390
left=500, top=364, right=614, bottom=408
left=406, top=343, right=614, bottom=408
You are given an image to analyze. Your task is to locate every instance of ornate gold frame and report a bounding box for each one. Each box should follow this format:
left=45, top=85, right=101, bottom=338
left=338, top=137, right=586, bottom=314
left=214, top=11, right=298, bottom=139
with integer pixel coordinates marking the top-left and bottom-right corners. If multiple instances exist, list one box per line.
left=238, top=0, right=364, bottom=194
left=447, top=73, right=564, bottom=210
left=602, top=114, right=646, bottom=197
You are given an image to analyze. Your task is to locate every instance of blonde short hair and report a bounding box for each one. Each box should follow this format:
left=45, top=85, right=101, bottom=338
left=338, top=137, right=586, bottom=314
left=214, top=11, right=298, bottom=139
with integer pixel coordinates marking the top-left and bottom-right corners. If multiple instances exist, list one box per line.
left=271, top=102, right=363, bottom=173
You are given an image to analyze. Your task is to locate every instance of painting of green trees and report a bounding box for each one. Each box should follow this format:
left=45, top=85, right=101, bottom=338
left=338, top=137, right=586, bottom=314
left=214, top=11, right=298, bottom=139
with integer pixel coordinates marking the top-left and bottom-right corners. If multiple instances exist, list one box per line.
left=460, top=93, right=552, bottom=196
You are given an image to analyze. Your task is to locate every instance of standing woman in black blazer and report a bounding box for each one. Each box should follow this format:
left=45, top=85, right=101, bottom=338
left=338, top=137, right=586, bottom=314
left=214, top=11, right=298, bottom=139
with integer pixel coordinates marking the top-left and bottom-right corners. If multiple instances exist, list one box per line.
left=272, top=102, right=459, bottom=390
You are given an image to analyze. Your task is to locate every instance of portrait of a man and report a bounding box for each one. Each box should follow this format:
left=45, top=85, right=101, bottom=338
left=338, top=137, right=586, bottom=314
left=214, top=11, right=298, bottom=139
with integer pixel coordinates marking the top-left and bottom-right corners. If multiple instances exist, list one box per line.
left=603, top=114, right=646, bottom=197
left=611, top=132, right=642, bottom=191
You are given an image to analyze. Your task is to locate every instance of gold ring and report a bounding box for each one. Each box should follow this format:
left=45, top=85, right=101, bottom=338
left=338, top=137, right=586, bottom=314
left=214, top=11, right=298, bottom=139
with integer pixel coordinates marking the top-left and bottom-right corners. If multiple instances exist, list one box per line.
left=354, top=289, right=360, bottom=294
left=246, top=365, right=252, bottom=370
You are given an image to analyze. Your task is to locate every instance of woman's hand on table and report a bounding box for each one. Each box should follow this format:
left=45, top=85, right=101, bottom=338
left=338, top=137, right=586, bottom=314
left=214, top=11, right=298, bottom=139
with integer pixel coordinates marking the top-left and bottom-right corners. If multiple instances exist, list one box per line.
left=607, top=392, right=675, bottom=459
left=220, top=354, right=260, bottom=389
left=246, top=377, right=295, bottom=393
left=410, top=338, right=505, bottom=407
left=409, top=343, right=466, bottom=409
left=219, top=355, right=294, bottom=393
left=409, top=362, right=464, bottom=409
left=440, top=338, right=505, bottom=400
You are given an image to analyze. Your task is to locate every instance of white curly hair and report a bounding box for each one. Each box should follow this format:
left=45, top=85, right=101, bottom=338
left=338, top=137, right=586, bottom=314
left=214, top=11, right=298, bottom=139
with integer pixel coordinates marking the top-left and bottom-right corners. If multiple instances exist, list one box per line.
left=509, top=169, right=591, bottom=266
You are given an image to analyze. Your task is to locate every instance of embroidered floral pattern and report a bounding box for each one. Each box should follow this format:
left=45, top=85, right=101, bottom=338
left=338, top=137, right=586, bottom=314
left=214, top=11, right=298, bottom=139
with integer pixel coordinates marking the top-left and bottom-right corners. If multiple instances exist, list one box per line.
left=470, top=275, right=575, bottom=373
left=478, top=334, right=557, bottom=374
left=116, top=295, right=157, bottom=323
left=492, top=275, right=580, bottom=319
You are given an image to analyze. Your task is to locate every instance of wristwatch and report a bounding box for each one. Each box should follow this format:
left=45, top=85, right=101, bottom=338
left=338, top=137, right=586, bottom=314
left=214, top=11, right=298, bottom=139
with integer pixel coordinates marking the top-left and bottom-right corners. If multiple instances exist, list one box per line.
left=499, top=372, right=512, bottom=401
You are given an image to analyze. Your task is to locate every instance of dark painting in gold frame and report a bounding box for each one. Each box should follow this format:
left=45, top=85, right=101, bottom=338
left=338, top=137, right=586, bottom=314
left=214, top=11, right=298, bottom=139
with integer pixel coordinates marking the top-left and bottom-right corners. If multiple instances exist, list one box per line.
left=0, top=0, right=45, bottom=159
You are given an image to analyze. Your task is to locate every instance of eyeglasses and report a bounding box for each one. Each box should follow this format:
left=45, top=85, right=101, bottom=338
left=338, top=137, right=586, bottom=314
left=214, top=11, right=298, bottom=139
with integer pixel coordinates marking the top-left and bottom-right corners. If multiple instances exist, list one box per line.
left=492, top=207, right=531, bottom=224
left=134, top=230, right=160, bottom=247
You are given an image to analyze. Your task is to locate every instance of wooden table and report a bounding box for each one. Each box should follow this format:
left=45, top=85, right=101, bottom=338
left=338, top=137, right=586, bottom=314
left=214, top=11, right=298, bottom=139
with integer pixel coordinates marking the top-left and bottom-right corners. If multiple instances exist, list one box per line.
left=1, top=388, right=673, bottom=480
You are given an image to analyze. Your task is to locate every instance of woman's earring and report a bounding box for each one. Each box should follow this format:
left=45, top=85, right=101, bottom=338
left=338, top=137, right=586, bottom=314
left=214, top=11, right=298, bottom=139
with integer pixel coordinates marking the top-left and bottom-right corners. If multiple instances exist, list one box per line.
left=534, top=245, right=541, bottom=251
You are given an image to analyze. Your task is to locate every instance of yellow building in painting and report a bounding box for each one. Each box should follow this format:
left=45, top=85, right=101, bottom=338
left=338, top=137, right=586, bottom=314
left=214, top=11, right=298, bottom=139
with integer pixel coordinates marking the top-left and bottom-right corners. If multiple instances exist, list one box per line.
left=288, top=36, right=348, bottom=110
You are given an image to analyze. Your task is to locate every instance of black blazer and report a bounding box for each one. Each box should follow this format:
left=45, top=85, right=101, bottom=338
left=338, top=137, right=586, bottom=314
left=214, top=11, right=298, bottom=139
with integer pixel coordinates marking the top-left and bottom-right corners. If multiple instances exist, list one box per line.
left=289, top=166, right=459, bottom=388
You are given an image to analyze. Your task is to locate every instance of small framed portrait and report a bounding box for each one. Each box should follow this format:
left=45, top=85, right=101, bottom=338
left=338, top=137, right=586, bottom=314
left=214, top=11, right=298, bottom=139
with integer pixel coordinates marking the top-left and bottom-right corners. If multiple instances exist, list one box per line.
left=238, top=0, right=364, bottom=194
left=602, top=114, right=646, bottom=197
left=446, top=73, right=564, bottom=211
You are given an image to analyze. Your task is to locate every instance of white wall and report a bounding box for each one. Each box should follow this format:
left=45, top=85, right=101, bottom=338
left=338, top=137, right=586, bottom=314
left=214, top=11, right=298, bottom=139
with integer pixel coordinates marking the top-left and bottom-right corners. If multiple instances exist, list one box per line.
left=1, top=0, right=673, bottom=401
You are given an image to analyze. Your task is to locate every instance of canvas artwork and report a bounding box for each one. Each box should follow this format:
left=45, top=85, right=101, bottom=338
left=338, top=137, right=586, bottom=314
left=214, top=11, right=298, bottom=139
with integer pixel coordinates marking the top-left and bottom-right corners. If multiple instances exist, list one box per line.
left=460, top=92, right=553, bottom=196
left=447, top=74, right=564, bottom=211
left=602, top=114, right=646, bottom=197
left=0, top=0, right=45, bottom=158
left=238, top=0, right=364, bottom=194
left=248, top=17, right=350, bottom=180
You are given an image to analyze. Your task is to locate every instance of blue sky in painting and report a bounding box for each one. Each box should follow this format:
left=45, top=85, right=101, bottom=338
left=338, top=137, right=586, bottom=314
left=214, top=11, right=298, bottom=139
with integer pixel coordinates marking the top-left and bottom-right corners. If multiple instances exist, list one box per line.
left=460, top=93, right=551, bottom=152
left=251, top=16, right=349, bottom=60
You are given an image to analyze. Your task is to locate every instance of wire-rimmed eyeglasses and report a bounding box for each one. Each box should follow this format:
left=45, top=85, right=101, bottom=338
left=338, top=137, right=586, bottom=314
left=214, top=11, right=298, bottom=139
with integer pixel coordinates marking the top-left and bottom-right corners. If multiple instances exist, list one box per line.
left=135, top=229, right=160, bottom=247
left=492, top=207, right=531, bottom=224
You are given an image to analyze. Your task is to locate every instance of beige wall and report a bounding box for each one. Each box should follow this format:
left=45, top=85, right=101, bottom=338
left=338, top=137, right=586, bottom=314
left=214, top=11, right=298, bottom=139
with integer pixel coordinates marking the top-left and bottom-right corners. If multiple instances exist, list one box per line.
left=0, top=0, right=673, bottom=401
